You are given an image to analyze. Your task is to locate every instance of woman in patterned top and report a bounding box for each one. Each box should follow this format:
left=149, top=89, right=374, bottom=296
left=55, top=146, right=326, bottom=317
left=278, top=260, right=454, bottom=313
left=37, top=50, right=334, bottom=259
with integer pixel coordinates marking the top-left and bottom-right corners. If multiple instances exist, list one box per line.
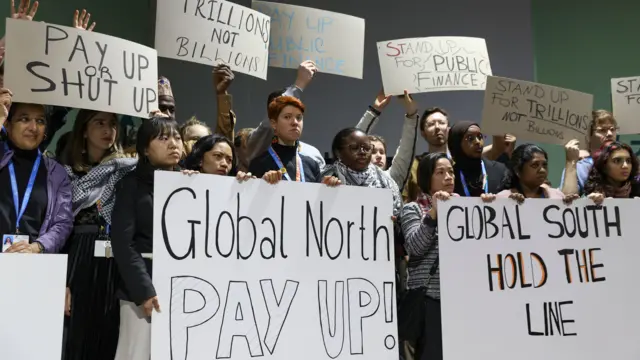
left=61, top=109, right=135, bottom=360
left=398, top=152, right=494, bottom=360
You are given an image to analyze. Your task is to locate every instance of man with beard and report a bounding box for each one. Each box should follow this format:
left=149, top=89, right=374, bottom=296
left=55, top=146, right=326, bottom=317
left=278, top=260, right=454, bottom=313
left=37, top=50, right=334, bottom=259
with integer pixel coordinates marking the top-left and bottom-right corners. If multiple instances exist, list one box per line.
left=402, top=107, right=450, bottom=202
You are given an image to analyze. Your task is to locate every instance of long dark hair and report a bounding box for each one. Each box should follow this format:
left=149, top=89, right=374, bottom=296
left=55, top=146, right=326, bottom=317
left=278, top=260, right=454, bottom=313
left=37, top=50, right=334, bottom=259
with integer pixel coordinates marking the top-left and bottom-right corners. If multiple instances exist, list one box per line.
left=417, top=152, right=453, bottom=195
left=501, top=144, right=548, bottom=193
left=64, top=110, right=122, bottom=172
left=584, top=141, right=640, bottom=196
left=184, top=134, right=236, bottom=171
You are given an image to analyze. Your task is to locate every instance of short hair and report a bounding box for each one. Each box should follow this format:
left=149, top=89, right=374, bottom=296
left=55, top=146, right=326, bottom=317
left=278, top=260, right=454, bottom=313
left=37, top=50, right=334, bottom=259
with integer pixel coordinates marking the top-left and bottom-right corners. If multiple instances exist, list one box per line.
left=368, top=134, right=387, bottom=152
left=417, top=152, right=453, bottom=195
left=234, top=127, right=253, bottom=148
left=179, top=116, right=211, bottom=139
left=136, top=116, right=181, bottom=159
left=267, top=88, right=288, bottom=108
left=65, top=110, right=121, bottom=172
left=267, top=96, right=305, bottom=121
left=184, top=134, right=236, bottom=171
left=589, top=109, right=617, bottom=136
left=419, top=107, right=448, bottom=132
left=331, top=127, right=367, bottom=159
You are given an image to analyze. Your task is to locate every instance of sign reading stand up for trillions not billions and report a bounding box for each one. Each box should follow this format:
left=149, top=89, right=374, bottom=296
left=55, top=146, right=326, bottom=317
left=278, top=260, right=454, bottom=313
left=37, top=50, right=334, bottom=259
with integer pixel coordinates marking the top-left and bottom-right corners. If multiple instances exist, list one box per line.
left=438, top=197, right=640, bottom=360
left=4, top=19, right=158, bottom=118
left=151, top=172, right=398, bottom=360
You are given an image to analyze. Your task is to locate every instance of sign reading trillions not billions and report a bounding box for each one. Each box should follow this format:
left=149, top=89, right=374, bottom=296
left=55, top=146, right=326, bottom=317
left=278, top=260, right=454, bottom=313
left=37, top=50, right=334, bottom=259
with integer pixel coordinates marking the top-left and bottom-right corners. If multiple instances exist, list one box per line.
left=4, top=19, right=158, bottom=118
left=252, top=0, right=365, bottom=79
left=155, top=0, right=270, bottom=80
left=611, top=76, right=640, bottom=134
left=151, top=172, right=398, bottom=360
left=438, top=198, right=640, bottom=360
left=377, top=36, right=492, bottom=96
left=481, top=76, right=593, bottom=147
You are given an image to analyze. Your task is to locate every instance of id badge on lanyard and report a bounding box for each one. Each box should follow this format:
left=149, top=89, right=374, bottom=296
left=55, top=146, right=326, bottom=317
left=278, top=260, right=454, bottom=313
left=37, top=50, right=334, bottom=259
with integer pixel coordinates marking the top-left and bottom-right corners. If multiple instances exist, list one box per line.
left=94, top=224, right=113, bottom=258
left=2, top=143, right=41, bottom=252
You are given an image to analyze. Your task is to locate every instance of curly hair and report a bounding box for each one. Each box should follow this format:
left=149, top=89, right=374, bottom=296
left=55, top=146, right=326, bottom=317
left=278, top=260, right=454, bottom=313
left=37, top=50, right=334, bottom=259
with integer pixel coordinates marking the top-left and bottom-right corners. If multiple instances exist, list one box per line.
left=500, top=144, right=548, bottom=193
left=584, top=141, right=640, bottom=197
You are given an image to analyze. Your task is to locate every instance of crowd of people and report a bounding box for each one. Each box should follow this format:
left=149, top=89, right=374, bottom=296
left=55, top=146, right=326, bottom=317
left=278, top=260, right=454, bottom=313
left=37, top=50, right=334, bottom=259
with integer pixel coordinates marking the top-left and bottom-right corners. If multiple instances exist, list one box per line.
left=1, top=1, right=638, bottom=360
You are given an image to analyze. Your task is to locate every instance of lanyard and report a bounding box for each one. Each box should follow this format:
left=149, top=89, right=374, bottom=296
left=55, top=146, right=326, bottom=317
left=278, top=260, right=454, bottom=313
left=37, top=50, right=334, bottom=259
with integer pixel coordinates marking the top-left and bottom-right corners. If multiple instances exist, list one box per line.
left=268, top=146, right=305, bottom=182
left=4, top=143, right=41, bottom=233
left=459, top=160, right=488, bottom=197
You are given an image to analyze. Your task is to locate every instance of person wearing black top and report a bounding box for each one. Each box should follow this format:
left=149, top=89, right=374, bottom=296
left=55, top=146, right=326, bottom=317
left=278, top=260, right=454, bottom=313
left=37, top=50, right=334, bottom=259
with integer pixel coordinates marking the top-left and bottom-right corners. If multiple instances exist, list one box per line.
left=249, top=95, right=321, bottom=183
left=447, top=121, right=507, bottom=197
left=111, top=115, right=185, bottom=360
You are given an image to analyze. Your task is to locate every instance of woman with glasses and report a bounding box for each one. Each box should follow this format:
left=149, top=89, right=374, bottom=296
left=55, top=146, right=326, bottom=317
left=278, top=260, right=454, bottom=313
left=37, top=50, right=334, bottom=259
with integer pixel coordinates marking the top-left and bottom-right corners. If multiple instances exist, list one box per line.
left=584, top=141, right=640, bottom=204
left=561, top=110, right=619, bottom=196
left=447, top=121, right=507, bottom=197
left=320, top=127, right=402, bottom=216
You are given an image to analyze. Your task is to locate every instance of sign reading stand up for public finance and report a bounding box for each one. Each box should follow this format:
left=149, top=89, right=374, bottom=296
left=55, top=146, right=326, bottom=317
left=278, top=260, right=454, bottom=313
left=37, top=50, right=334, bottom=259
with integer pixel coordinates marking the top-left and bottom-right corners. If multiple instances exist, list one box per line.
left=611, top=76, right=640, bottom=134
left=151, top=172, right=398, bottom=360
left=4, top=19, right=158, bottom=118
left=252, top=1, right=365, bottom=79
left=481, top=76, right=593, bottom=147
left=155, top=0, right=270, bottom=80
left=377, top=36, right=492, bottom=95
left=438, top=197, right=640, bottom=360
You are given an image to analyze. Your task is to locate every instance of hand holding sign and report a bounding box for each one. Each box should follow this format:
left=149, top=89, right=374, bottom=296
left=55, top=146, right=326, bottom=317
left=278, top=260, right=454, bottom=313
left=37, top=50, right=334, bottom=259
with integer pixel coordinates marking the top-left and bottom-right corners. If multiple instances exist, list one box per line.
left=372, top=89, right=392, bottom=112
left=5, top=240, right=40, bottom=253
left=212, top=64, right=234, bottom=95
left=143, top=295, right=161, bottom=317
left=295, top=60, right=318, bottom=90
left=428, top=190, right=453, bottom=219
left=0, top=88, right=13, bottom=128
left=73, top=9, right=96, bottom=32
left=11, top=0, right=38, bottom=21
left=400, top=90, right=418, bottom=117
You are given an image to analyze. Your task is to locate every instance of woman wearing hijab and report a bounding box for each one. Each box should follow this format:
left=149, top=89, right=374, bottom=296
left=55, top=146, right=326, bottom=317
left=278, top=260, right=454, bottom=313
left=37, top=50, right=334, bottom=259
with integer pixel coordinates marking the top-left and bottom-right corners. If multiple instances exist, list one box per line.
left=584, top=141, right=640, bottom=204
left=320, top=127, right=402, bottom=216
left=447, top=121, right=507, bottom=197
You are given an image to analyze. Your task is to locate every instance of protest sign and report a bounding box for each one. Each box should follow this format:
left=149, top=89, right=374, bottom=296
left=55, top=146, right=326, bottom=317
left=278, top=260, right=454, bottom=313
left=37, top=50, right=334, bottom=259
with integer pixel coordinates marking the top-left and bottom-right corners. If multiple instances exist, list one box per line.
left=481, top=76, right=593, bottom=147
left=252, top=1, right=365, bottom=79
left=155, top=0, right=270, bottom=80
left=151, top=172, right=397, bottom=360
left=4, top=19, right=158, bottom=118
left=438, top=197, right=640, bottom=360
left=0, top=254, right=67, bottom=360
left=377, top=36, right=491, bottom=95
left=611, top=76, right=640, bottom=134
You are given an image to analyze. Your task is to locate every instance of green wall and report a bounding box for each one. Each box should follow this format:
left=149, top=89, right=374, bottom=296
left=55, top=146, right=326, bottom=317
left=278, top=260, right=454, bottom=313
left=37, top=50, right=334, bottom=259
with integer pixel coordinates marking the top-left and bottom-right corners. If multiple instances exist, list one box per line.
left=533, top=0, right=640, bottom=185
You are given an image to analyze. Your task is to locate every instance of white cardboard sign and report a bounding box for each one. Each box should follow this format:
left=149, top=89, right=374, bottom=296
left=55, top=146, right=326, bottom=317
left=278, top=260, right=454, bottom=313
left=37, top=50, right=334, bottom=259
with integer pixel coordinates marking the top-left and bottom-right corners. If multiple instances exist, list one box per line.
left=611, top=76, right=640, bottom=134
left=377, top=36, right=492, bottom=95
left=155, top=0, right=271, bottom=80
left=481, top=76, right=593, bottom=147
left=151, top=172, right=398, bottom=360
left=0, top=254, right=67, bottom=360
left=252, top=1, right=365, bottom=79
left=438, top=197, right=640, bottom=360
left=4, top=19, right=158, bottom=118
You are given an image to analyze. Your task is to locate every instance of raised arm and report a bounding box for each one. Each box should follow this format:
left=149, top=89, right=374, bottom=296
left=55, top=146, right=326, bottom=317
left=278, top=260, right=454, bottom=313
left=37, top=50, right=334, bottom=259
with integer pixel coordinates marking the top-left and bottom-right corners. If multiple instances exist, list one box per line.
left=560, top=139, right=581, bottom=195
left=386, top=91, right=418, bottom=190
left=212, top=64, right=236, bottom=141
left=356, top=90, right=390, bottom=133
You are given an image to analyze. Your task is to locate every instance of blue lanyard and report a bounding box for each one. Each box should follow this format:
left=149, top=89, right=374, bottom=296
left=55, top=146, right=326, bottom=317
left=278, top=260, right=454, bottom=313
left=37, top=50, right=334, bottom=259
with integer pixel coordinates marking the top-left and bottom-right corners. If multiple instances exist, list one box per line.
left=267, top=146, right=305, bottom=182
left=4, top=143, right=41, bottom=233
left=459, top=160, right=488, bottom=197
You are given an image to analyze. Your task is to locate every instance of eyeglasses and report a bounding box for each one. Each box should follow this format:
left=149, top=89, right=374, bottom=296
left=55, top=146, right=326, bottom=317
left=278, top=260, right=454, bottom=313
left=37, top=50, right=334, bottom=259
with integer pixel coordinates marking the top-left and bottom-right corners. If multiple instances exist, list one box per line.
left=464, top=134, right=485, bottom=143
left=594, top=126, right=619, bottom=134
left=344, top=144, right=373, bottom=153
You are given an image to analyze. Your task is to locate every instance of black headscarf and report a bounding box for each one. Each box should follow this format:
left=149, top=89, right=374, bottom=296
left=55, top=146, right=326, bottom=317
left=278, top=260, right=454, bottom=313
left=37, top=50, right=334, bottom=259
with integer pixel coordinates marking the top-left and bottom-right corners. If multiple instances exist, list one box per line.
left=448, top=121, right=484, bottom=196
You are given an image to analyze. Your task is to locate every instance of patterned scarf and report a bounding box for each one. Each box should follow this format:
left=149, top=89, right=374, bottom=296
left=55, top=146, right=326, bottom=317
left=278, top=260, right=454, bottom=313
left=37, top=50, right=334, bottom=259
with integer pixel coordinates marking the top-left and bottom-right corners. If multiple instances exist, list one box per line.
left=601, top=181, right=632, bottom=199
left=322, top=161, right=402, bottom=216
left=65, top=158, right=138, bottom=224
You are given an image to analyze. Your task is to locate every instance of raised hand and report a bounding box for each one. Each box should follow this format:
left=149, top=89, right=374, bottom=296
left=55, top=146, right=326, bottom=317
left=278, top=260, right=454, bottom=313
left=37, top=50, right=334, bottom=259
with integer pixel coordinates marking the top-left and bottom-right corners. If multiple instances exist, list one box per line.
left=565, top=139, right=580, bottom=163
left=0, top=88, right=13, bottom=128
left=213, top=64, right=235, bottom=95
left=73, top=9, right=96, bottom=31
left=428, top=190, right=452, bottom=219
left=11, top=0, right=38, bottom=21
left=372, top=89, right=392, bottom=112
left=562, top=194, right=579, bottom=205
left=294, top=60, right=317, bottom=90
left=400, top=90, right=418, bottom=116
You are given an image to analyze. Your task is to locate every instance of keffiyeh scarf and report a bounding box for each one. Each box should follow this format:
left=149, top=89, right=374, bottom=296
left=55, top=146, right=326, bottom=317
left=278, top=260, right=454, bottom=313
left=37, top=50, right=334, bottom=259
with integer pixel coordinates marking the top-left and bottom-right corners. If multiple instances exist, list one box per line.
left=65, top=158, right=138, bottom=225
left=322, top=161, right=402, bottom=216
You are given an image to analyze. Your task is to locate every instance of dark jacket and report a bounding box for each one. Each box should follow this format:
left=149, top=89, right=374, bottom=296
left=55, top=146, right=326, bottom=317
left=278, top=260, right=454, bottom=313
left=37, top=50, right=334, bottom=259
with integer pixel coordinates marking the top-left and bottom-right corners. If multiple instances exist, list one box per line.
left=111, top=160, right=156, bottom=305
left=249, top=142, right=321, bottom=182
left=453, top=158, right=507, bottom=196
left=0, top=142, right=72, bottom=252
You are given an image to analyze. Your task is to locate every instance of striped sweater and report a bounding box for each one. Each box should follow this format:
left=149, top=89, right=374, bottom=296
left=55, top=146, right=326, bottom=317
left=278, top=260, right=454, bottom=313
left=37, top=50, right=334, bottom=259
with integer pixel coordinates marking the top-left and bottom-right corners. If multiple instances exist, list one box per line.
left=399, top=202, right=440, bottom=299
